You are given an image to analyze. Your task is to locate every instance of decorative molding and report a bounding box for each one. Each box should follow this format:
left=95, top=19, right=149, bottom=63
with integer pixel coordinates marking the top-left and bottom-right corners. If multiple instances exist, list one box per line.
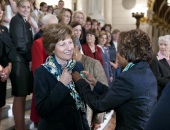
left=148, top=0, right=155, bottom=10
left=140, top=17, right=148, bottom=23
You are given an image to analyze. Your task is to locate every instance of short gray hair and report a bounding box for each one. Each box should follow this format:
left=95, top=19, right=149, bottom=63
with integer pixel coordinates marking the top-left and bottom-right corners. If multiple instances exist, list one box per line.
left=158, top=35, right=170, bottom=45
left=41, top=13, right=58, bottom=26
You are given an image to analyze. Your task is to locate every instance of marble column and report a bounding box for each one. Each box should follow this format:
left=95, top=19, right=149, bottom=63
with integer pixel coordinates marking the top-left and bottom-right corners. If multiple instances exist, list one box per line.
left=87, top=0, right=104, bottom=26
left=104, top=0, right=112, bottom=24
left=76, top=0, right=87, bottom=14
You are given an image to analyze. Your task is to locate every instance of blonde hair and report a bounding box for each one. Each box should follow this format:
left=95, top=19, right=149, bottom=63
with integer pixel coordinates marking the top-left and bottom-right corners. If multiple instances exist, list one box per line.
left=17, top=0, right=30, bottom=7
left=73, top=11, right=86, bottom=25
left=0, top=0, right=5, bottom=25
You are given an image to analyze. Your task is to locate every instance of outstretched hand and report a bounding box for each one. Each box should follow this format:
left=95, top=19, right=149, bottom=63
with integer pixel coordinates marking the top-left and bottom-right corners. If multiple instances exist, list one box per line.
left=72, top=71, right=82, bottom=83
left=81, top=71, right=97, bottom=86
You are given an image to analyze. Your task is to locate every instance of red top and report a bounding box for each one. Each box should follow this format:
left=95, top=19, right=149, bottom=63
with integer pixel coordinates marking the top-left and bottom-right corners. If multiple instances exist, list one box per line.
left=82, top=42, right=103, bottom=66
left=31, top=37, right=48, bottom=74
left=30, top=37, right=48, bottom=123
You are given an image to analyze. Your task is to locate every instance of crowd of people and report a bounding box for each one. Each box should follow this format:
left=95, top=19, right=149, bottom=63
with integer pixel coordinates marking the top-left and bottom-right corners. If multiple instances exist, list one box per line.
left=0, top=0, right=170, bottom=130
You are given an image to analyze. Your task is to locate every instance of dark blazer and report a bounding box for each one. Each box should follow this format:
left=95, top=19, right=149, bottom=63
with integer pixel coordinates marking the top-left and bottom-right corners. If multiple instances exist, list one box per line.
left=34, top=29, right=43, bottom=41
left=80, top=27, right=86, bottom=45
left=108, top=43, right=117, bottom=63
left=34, top=65, right=89, bottom=130
left=101, top=47, right=113, bottom=84
left=0, top=26, right=10, bottom=67
left=75, top=61, right=157, bottom=130
left=0, top=25, right=25, bottom=63
left=149, top=55, right=170, bottom=98
left=145, top=82, right=170, bottom=130
left=10, top=13, right=33, bottom=62
left=0, top=25, right=10, bottom=90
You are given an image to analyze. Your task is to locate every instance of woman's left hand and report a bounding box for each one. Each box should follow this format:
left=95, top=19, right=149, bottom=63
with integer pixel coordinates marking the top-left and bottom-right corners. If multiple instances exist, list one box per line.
left=1, top=66, right=11, bottom=82
left=72, top=71, right=82, bottom=83
left=109, top=77, right=113, bottom=83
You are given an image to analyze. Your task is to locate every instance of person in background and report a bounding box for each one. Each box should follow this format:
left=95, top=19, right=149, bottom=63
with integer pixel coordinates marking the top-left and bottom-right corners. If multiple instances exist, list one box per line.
left=47, top=5, right=53, bottom=14
left=53, top=0, right=64, bottom=16
left=39, top=2, right=47, bottom=15
left=0, top=0, right=12, bottom=122
left=57, top=8, right=72, bottom=25
left=97, top=31, right=113, bottom=87
left=150, top=35, right=170, bottom=99
left=28, top=0, right=39, bottom=36
left=112, top=29, right=120, bottom=52
left=72, top=29, right=157, bottom=130
left=30, top=13, right=58, bottom=126
left=84, top=16, right=92, bottom=32
left=3, top=0, right=17, bottom=28
left=9, top=0, right=33, bottom=129
left=73, top=10, right=86, bottom=45
left=82, top=29, right=103, bottom=66
left=97, top=22, right=101, bottom=32
left=33, top=12, right=47, bottom=41
left=112, top=29, right=121, bottom=78
left=34, top=23, right=89, bottom=130
left=70, top=21, right=83, bottom=54
left=91, top=19, right=98, bottom=31
left=106, top=31, right=118, bottom=82
left=102, top=23, right=112, bottom=32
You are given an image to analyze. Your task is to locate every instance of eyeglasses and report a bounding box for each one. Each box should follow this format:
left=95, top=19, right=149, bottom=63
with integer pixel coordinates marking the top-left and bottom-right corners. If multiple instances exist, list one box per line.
left=64, top=15, right=71, bottom=18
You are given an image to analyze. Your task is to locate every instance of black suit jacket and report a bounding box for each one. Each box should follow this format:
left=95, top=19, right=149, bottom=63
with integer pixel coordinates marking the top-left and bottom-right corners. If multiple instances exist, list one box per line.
left=0, top=25, right=26, bottom=63
left=10, top=13, right=33, bottom=62
left=0, top=25, right=10, bottom=67
left=149, top=55, right=170, bottom=98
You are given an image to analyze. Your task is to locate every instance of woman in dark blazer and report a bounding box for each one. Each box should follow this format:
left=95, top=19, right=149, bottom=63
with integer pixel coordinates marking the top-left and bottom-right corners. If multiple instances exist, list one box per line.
left=34, top=23, right=89, bottom=130
left=9, top=0, right=33, bottom=129
left=73, top=29, right=157, bottom=130
left=0, top=0, right=12, bottom=122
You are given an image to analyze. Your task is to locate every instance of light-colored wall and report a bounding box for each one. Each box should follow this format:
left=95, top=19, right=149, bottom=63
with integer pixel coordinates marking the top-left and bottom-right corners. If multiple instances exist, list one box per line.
left=111, top=0, right=148, bottom=32
left=36, top=0, right=72, bottom=10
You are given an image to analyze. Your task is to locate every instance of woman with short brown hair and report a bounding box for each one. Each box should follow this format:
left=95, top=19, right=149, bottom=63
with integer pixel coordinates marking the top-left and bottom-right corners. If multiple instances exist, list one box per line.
left=34, top=23, right=89, bottom=130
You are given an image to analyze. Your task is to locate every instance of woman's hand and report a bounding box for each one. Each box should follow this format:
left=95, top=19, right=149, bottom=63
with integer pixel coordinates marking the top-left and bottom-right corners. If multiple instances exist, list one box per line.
left=35, top=28, right=39, bottom=33
left=109, top=77, right=113, bottom=83
left=91, top=122, right=101, bottom=130
left=81, top=71, right=97, bottom=86
left=72, top=71, right=82, bottom=83
left=110, top=61, right=118, bottom=70
left=0, top=66, right=11, bottom=82
left=60, top=69, right=72, bottom=86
